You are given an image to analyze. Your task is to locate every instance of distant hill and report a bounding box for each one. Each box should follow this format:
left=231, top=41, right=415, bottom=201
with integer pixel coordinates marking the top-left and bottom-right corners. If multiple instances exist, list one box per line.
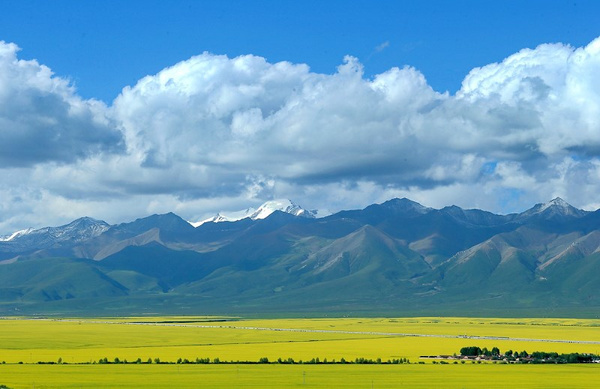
left=1, top=197, right=600, bottom=317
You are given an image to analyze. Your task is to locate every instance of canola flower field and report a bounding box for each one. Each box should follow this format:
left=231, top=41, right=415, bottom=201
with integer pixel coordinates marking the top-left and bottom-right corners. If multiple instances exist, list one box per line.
left=1, top=316, right=599, bottom=388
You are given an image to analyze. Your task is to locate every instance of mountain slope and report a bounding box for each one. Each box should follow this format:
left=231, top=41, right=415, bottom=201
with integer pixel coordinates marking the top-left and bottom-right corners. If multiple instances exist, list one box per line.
left=0, top=257, right=127, bottom=302
left=288, top=225, right=429, bottom=283
left=1, top=197, right=600, bottom=316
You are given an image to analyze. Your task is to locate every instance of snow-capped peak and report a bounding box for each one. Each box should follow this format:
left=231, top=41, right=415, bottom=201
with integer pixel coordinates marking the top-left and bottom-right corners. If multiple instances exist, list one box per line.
left=539, top=197, right=571, bottom=212
left=518, top=197, right=587, bottom=219
left=0, top=228, right=34, bottom=242
left=189, top=213, right=231, bottom=227
left=0, top=217, right=111, bottom=250
left=191, top=199, right=317, bottom=226
left=382, top=198, right=432, bottom=215
left=249, top=199, right=315, bottom=220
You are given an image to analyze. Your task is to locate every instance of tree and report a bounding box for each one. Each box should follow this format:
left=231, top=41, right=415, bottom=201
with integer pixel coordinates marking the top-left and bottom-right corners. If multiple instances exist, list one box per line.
left=491, top=347, right=500, bottom=356
left=460, top=346, right=482, bottom=356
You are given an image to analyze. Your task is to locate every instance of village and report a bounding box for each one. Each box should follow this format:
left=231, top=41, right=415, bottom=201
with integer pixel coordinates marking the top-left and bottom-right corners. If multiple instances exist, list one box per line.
left=420, top=347, right=600, bottom=364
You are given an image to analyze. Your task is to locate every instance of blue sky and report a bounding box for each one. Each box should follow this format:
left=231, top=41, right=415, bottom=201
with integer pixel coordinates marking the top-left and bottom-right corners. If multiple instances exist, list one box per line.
left=2, top=0, right=598, bottom=102
left=1, top=1, right=600, bottom=233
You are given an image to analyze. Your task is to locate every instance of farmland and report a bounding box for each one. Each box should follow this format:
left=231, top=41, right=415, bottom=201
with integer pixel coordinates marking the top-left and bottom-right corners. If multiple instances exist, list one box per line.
left=1, top=317, right=599, bottom=388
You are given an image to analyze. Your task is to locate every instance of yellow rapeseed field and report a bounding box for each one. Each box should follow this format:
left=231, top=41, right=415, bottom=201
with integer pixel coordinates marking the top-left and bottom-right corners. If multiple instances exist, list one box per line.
left=0, top=316, right=599, bottom=388
left=1, top=363, right=600, bottom=388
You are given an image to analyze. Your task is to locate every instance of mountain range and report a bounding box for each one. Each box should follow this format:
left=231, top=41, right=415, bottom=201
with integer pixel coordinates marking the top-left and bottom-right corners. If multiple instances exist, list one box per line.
left=1, top=197, right=600, bottom=317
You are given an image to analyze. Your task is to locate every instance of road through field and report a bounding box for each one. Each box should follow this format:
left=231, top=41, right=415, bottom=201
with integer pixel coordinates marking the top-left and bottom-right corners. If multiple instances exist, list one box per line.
left=45, top=318, right=600, bottom=345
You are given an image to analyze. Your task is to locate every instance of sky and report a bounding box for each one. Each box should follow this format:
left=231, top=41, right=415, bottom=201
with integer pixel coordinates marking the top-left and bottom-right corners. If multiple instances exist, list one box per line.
left=1, top=0, right=600, bottom=234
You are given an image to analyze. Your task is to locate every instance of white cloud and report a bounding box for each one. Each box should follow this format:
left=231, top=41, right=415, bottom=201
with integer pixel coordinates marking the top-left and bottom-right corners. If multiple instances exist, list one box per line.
left=457, top=38, right=600, bottom=157
left=374, top=41, right=390, bottom=53
left=113, top=54, right=445, bottom=190
left=3, top=37, right=600, bottom=233
left=0, top=41, right=124, bottom=167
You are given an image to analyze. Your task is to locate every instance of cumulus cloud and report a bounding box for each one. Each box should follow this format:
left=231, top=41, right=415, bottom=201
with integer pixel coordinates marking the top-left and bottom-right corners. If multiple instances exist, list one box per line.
left=2, top=37, right=600, bottom=233
left=112, top=54, right=444, bottom=192
left=111, top=38, right=600, bottom=197
left=0, top=41, right=123, bottom=167
left=457, top=39, right=600, bottom=158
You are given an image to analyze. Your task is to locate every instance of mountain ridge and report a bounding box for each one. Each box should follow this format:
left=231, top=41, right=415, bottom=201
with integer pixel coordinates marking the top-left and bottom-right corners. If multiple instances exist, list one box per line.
left=1, top=197, right=599, bottom=316
left=189, top=199, right=319, bottom=227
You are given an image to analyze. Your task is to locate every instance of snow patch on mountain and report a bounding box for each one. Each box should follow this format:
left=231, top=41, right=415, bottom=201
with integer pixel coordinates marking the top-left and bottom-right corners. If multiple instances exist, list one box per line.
left=189, top=213, right=230, bottom=227
left=190, top=208, right=255, bottom=227
left=0, top=228, right=34, bottom=242
left=191, top=199, right=319, bottom=226
left=383, top=198, right=433, bottom=215
left=0, top=217, right=111, bottom=247
left=539, top=197, right=575, bottom=213
left=517, top=197, right=587, bottom=219
left=250, top=199, right=315, bottom=220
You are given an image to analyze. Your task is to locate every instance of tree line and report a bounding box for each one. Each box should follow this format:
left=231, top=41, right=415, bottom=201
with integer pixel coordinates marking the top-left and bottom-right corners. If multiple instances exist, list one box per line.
left=31, top=356, right=412, bottom=365
left=459, top=346, right=600, bottom=364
